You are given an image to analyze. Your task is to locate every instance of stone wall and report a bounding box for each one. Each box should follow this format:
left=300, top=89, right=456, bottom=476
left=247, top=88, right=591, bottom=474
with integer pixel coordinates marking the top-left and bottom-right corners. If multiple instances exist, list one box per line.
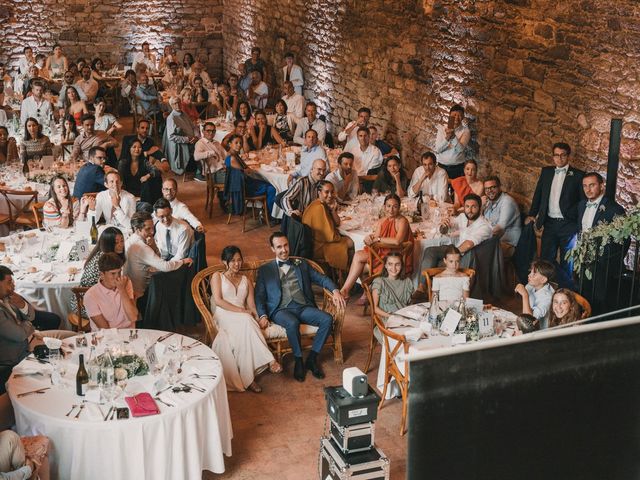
left=222, top=0, right=640, bottom=206
left=0, top=0, right=223, bottom=80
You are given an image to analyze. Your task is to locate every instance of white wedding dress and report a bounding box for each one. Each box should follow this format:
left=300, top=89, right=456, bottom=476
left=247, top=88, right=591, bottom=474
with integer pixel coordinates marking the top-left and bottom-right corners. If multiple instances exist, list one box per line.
left=211, top=274, right=274, bottom=391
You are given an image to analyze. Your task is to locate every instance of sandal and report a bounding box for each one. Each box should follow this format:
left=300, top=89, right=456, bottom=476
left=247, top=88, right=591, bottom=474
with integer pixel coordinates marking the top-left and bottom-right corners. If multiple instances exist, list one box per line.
left=269, top=361, right=283, bottom=374
left=247, top=382, right=262, bottom=393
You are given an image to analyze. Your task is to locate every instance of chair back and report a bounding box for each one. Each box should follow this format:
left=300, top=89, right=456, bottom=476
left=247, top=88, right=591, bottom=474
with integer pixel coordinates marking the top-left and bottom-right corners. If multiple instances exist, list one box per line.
left=367, top=241, right=413, bottom=277
left=574, top=292, right=592, bottom=319
left=31, top=201, right=46, bottom=229
left=1, top=188, right=39, bottom=229
left=422, top=267, right=476, bottom=302
left=69, top=287, right=90, bottom=332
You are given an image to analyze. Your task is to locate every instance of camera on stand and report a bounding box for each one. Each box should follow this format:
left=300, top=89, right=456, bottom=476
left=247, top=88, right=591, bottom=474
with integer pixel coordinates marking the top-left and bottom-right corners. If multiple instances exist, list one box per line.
left=319, top=367, right=390, bottom=480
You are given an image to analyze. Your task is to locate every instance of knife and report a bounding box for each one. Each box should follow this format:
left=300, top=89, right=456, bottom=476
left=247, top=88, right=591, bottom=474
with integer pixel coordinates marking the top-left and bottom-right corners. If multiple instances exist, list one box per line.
left=17, top=387, right=50, bottom=398
left=104, top=405, right=113, bottom=421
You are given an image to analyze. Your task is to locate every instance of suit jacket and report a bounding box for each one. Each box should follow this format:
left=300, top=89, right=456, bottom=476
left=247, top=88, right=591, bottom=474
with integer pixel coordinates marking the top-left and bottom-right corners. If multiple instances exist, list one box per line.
left=255, top=259, right=336, bottom=318
left=121, top=135, right=165, bottom=162
left=577, top=196, right=625, bottom=234
left=0, top=300, right=35, bottom=366
left=529, top=165, right=585, bottom=228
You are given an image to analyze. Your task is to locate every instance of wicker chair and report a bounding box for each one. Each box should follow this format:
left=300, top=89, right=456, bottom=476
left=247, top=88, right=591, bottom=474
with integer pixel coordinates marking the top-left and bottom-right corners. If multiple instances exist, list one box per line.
left=363, top=277, right=409, bottom=436
left=574, top=292, right=592, bottom=320
left=361, top=273, right=382, bottom=373
left=191, top=257, right=345, bottom=364
left=422, top=267, right=476, bottom=302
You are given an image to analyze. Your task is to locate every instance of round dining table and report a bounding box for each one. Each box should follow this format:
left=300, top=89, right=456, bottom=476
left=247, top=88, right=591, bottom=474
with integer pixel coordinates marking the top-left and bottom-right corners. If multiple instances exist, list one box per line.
left=6, top=329, right=233, bottom=480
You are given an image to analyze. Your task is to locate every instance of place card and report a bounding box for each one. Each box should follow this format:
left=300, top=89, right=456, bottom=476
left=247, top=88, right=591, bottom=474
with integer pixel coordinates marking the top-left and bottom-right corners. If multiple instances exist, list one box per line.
left=75, top=239, right=90, bottom=260
left=479, top=311, right=495, bottom=337
left=41, top=155, right=54, bottom=169
left=440, top=309, right=462, bottom=335
left=451, top=334, right=467, bottom=346
left=55, top=241, right=75, bottom=262
left=466, top=298, right=484, bottom=313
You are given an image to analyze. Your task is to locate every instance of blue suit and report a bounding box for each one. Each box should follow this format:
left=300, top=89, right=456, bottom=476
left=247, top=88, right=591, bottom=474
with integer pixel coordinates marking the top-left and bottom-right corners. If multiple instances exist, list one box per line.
left=255, top=259, right=336, bottom=357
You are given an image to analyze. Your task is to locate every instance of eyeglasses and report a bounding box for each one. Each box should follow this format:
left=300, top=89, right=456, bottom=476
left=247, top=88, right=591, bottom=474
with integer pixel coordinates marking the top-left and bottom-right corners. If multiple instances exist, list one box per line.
left=553, top=153, right=568, bottom=158
left=484, top=185, right=498, bottom=191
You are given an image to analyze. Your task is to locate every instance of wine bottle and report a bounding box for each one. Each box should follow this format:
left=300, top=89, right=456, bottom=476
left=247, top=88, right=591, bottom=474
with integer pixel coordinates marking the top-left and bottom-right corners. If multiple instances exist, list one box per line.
left=76, top=354, right=89, bottom=396
left=90, top=217, right=98, bottom=245
left=416, top=191, right=423, bottom=216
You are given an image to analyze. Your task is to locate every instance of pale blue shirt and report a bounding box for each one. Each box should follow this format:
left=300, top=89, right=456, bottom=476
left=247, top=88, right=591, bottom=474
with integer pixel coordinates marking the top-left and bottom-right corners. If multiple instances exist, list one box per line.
left=292, top=145, right=328, bottom=178
left=484, top=192, right=522, bottom=247
left=526, top=283, right=554, bottom=329
left=434, top=123, right=470, bottom=166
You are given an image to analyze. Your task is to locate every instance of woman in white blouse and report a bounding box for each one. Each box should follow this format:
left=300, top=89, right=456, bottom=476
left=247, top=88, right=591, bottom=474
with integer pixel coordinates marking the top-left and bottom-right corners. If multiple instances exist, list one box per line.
left=282, top=52, right=303, bottom=95
left=432, top=246, right=470, bottom=305
left=44, top=44, right=68, bottom=80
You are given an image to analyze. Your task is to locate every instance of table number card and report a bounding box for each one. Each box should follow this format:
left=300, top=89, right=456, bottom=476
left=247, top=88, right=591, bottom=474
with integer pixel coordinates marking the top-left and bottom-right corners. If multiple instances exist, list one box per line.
left=75, top=239, right=90, bottom=260
left=479, top=311, right=495, bottom=337
left=440, top=309, right=462, bottom=335
left=55, top=241, right=75, bottom=262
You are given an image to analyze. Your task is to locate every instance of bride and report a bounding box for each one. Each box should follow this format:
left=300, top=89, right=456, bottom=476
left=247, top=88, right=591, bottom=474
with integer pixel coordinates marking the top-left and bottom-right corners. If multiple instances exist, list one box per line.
left=211, top=245, right=282, bottom=392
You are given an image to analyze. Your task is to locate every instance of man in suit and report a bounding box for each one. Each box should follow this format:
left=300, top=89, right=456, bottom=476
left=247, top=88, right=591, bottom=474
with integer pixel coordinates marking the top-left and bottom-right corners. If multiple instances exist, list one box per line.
left=255, top=232, right=345, bottom=382
left=526, top=142, right=585, bottom=287
left=577, top=172, right=626, bottom=315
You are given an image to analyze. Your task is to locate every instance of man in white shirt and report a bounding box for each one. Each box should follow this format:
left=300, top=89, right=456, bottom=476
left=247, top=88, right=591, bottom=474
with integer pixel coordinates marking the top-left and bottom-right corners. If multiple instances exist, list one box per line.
left=247, top=69, right=268, bottom=109
left=153, top=198, right=194, bottom=261
left=434, top=104, right=471, bottom=179
left=326, top=152, right=359, bottom=203
left=338, top=107, right=370, bottom=151
left=132, top=42, right=157, bottom=73
left=408, top=151, right=449, bottom=201
left=125, top=212, right=193, bottom=299
left=289, top=129, right=328, bottom=182
left=345, top=126, right=383, bottom=176
left=420, top=193, right=493, bottom=270
left=194, top=122, right=227, bottom=184
left=161, top=62, right=184, bottom=92
left=483, top=175, right=522, bottom=255
left=281, top=81, right=305, bottom=119
left=293, top=102, right=326, bottom=145
left=161, top=178, right=204, bottom=232
left=19, top=80, right=52, bottom=127
left=74, top=65, right=99, bottom=103
left=89, top=171, right=136, bottom=228
left=282, top=52, right=304, bottom=95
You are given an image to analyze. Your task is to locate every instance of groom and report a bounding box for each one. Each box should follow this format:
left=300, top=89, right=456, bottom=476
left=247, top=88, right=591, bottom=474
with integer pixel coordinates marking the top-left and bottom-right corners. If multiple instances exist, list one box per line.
left=255, top=232, right=346, bottom=381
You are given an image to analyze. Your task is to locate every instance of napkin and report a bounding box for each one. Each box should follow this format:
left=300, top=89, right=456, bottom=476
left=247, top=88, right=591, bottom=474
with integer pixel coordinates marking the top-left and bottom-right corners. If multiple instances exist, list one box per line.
left=260, top=164, right=282, bottom=173
left=387, top=315, right=419, bottom=328
left=395, top=304, right=430, bottom=321
left=125, top=393, right=160, bottom=417
left=43, top=337, right=63, bottom=350
left=403, top=322, right=432, bottom=342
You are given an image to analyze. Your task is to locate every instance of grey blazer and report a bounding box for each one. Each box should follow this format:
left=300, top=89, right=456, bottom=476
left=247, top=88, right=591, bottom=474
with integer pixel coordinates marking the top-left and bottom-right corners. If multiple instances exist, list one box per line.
left=0, top=300, right=35, bottom=367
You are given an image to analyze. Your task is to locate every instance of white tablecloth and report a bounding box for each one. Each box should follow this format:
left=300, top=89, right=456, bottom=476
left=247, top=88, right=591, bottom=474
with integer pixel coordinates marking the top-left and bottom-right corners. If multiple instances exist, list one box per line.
left=7, top=329, right=233, bottom=479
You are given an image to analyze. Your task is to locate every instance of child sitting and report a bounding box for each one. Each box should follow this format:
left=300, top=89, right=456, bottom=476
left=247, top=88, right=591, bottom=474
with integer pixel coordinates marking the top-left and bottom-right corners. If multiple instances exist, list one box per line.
left=514, top=260, right=555, bottom=329
left=432, top=246, right=471, bottom=305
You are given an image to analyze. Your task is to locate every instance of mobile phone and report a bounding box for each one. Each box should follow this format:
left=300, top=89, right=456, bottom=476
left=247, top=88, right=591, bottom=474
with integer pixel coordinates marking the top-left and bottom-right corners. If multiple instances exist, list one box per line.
left=116, top=407, right=130, bottom=419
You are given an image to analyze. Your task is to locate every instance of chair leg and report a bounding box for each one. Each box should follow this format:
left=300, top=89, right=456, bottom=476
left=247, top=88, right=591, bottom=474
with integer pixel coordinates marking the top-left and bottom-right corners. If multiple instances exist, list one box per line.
left=242, top=202, right=247, bottom=233
left=363, top=331, right=376, bottom=373
left=226, top=197, right=233, bottom=225
left=262, top=198, right=269, bottom=225
left=400, top=380, right=409, bottom=436
left=333, top=332, right=343, bottom=365
left=205, top=181, right=211, bottom=213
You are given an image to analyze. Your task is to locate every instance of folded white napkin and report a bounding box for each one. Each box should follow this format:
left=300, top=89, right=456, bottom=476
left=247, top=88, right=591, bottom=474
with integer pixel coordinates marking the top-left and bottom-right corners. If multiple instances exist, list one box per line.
left=395, top=304, right=430, bottom=321
left=387, top=316, right=418, bottom=328
left=260, top=164, right=282, bottom=173
left=403, top=322, right=432, bottom=342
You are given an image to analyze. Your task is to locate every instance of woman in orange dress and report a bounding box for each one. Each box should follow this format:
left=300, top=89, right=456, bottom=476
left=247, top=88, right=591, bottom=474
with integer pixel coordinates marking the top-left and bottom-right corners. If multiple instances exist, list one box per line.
left=452, top=159, right=484, bottom=211
left=340, top=193, right=414, bottom=299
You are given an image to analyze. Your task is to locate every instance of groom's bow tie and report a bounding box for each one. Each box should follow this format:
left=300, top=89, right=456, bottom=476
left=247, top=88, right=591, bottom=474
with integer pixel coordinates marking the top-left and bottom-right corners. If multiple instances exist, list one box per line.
left=277, top=260, right=292, bottom=267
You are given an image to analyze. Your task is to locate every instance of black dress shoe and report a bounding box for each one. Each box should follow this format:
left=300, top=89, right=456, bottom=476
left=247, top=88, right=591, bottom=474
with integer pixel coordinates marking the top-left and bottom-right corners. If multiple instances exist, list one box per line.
left=305, top=355, right=325, bottom=380
left=293, top=357, right=306, bottom=382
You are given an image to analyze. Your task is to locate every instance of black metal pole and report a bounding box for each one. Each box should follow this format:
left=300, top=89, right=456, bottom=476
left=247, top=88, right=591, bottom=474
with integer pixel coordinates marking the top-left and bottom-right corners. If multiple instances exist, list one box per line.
left=606, top=119, right=622, bottom=200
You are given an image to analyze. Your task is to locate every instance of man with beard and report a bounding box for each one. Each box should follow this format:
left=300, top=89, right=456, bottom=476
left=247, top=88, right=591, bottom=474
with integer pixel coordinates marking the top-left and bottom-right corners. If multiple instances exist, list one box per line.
left=325, top=152, right=359, bottom=203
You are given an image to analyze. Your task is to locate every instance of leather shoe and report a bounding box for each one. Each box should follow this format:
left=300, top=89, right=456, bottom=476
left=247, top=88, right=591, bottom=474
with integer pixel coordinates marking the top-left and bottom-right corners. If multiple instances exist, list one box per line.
left=293, top=357, right=306, bottom=382
left=305, top=355, right=325, bottom=379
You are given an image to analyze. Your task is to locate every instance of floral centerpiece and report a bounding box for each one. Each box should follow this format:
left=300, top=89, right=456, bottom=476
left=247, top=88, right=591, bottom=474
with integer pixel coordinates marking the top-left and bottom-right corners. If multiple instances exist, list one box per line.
left=27, top=171, right=74, bottom=185
left=567, top=205, right=640, bottom=280
left=98, top=353, right=149, bottom=379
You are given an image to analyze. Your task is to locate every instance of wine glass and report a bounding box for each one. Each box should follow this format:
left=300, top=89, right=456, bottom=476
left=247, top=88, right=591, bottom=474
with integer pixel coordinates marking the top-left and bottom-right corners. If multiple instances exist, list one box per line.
left=100, top=366, right=116, bottom=409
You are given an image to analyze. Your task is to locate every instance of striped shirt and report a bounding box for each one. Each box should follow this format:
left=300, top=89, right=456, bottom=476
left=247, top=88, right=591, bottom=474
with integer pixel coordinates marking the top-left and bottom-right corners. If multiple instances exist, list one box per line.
left=281, top=175, right=320, bottom=216
left=42, top=197, right=80, bottom=228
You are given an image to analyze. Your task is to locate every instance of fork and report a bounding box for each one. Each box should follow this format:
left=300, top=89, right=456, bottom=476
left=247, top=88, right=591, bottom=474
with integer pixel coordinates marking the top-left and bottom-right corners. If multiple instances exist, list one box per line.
left=65, top=404, right=79, bottom=417
left=154, top=396, right=174, bottom=408
left=74, top=402, right=86, bottom=419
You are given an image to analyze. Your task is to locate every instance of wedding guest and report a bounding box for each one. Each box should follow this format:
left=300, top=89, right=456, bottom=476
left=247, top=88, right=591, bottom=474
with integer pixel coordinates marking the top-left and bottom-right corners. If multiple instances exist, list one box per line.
left=432, top=246, right=471, bottom=304
left=244, top=47, right=267, bottom=83
left=161, top=62, right=184, bottom=92
left=345, top=126, right=383, bottom=176
left=0, top=430, right=47, bottom=480
left=514, top=260, right=556, bottom=330
left=272, top=99, right=295, bottom=142
left=84, top=253, right=138, bottom=330
left=282, top=52, right=303, bottom=95
left=135, top=72, right=160, bottom=117
left=369, top=126, right=399, bottom=160
left=91, top=57, right=105, bottom=81
left=121, top=119, right=169, bottom=172
left=124, top=212, right=193, bottom=299
left=483, top=175, right=522, bottom=256
left=160, top=178, right=204, bottom=232
left=182, top=53, right=195, bottom=76
left=93, top=97, right=122, bottom=136
left=179, top=86, right=200, bottom=123
left=17, top=46, right=35, bottom=76
left=408, top=151, right=449, bottom=201
left=153, top=198, right=193, bottom=261
left=282, top=158, right=327, bottom=218
left=249, top=110, right=286, bottom=150
left=281, top=81, right=304, bottom=119
left=19, top=118, right=52, bottom=165
left=191, top=76, right=209, bottom=116
left=289, top=129, right=328, bottom=182
left=34, top=54, right=48, bottom=80
left=371, top=252, right=414, bottom=319
left=452, top=159, right=484, bottom=211
left=340, top=194, right=415, bottom=299
left=118, top=138, right=162, bottom=204
left=64, top=86, right=89, bottom=126
left=210, top=83, right=235, bottom=118
left=0, top=266, right=35, bottom=373
left=73, top=146, right=108, bottom=199
left=326, top=152, right=359, bottom=203
left=21, top=65, right=44, bottom=98
left=372, top=156, right=408, bottom=196
left=194, top=122, right=227, bottom=184
left=44, top=44, right=68, bottom=80
left=211, top=246, right=282, bottom=392
left=338, top=107, right=371, bottom=151
left=235, top=100, right=255, bottom=127
left=158, top=45, right=177, bottom=73
left=187, top=62, right=214, bottom=90
left=222, top=119, right=250, bottom=151
left=69, top=227, right=125, bottom=317
left=526, top=142, right=585, bottom=286
left=56, top=71, right=85, bottom=114
left=0, top=126, right=18, bottom=164
left=19, top=80, right=52, bottom=127
left=70, top=114, right=118, bottom=164
left=434, top=104, right=470, bottom=179
left=165, top=96, right=199, bottom=175
left=120, top=69, right=137, bottom=104
left=61, top=114, right=78, bottom=142
left=293, top=102, right=326, bottom=145
left=548, top=288, right=583, bottom=327
left=132, top=42, right=157, bottom=72
left=88, top=171, right=136, bottom=228
left=43, top=175, right=80, bottom=228
left=74, top=65, right=99, bottom=103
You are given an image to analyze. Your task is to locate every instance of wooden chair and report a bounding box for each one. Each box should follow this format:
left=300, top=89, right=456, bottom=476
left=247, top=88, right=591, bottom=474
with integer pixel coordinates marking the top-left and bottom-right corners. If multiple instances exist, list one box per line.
left=363, top=278, right=410, bottom=435
left=0, top=188, right=39, bottom=231
left=574, top=292, right=592, bottom=320
left=422, top=267, right=476, bottom=302
left=362, top=273, right=382, bottom=374
left=358, top=175, right=377, bottom=194
left=226, top=185, right=269, bottom=233
left=204, top=168, right=225, bottom=218
left=60, top=140, right=75, bottom=162
left=364, top=241, right=413, bottom=314
left=68, top=287, right=91, bottom=332
left=30, top=201, right=46, bottom=230
left=191, top=257, right=345, bottom=364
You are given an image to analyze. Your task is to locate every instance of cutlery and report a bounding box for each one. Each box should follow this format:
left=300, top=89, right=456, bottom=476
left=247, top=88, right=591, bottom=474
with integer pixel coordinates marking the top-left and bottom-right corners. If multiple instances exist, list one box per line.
left=26, top=356, right=50, bottom=364
left=181, top=382, right=205, bottom=393
left=156, top=385, right=173, bottom=395
left=74, top=402, right=86, bottom=419
left=66, top=404, right=79, bottom=417
left=191, top=374, right=216, bottom=379
left=156, top=332, right=174, bottom=343
left=98, top=405, right=105, bottom=419
left=17, top=387, right=50, bottom=398
left=154, top=397, right=174, bottom=408
left=110, top=408, right=118, bottom=420
left=13, top=372, right=44, bottom=378
left=103, top=406, right=113, bottom=421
